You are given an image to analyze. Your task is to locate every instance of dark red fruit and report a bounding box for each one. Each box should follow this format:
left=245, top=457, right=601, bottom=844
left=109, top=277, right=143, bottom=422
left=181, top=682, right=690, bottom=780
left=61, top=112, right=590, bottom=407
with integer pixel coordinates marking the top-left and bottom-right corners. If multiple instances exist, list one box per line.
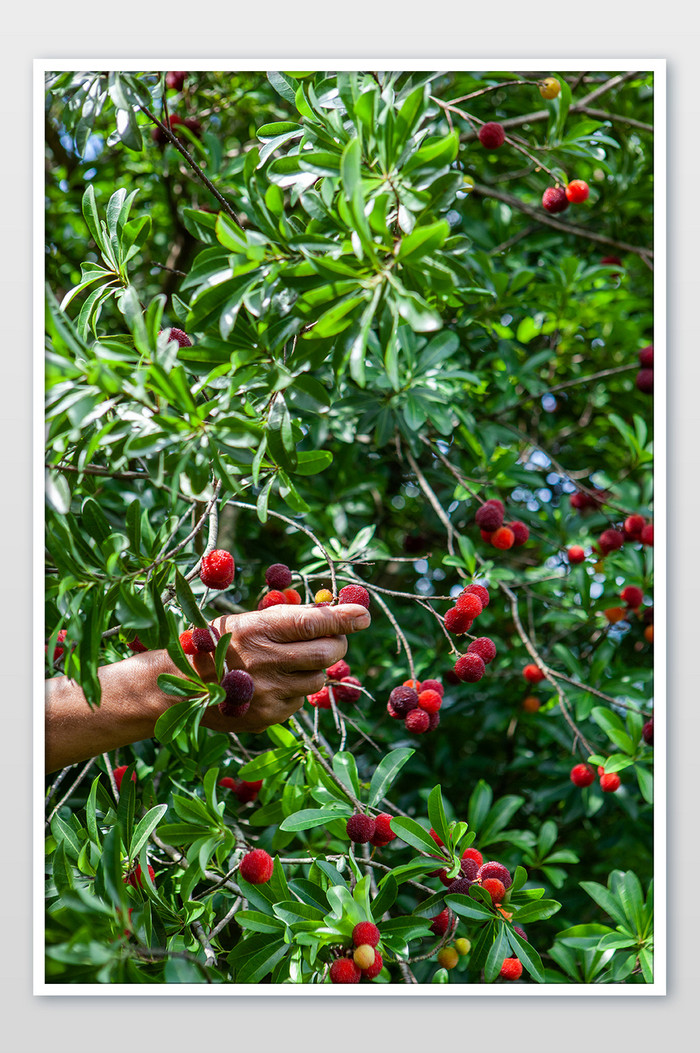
left=219, top=669, right=255, bottom=718
left=199, top=549, right=235, bottom=590
left=165, top=71, right=188, bottom=91
left=507, top=521, right=530, bottom=546
left=113, top=765, right=136, bottom=792
left=542, top=186, right=569, bottom=213
left=478, top=122, right=506, bottom=148
left=444, top=606, right=473, bottom=635
left=265, top=563, right=292, bottom=589
left=333, top=676, right=362, bottom=703
left=570, top=763, right=595, bottom=787
left=454, top=653, right=486, bottom=683
left=346, top=814, right=376, bottom=844
left=638, top=344, right=654, bottom=368
left=467, top=637, right=497, bottom=665
left=599, top=529, right=625, bottom=555
left=239, top=848, right=274, bottom=884
left=478, top=861, right=512, bottom=890
left=308, top=686, right=331, bottom=709
left=370, top=813, right=396, bottom=846
left=448, top=876, right=476, bottom=895
left=463, top=583, right=490, bottom=608
left=159, top=326, right=192, bottom=347
left=259, top=589, right=288, bottom=609
left=326, top=659, right=351, bottom=681
left=388, top=686, right=419, bottom=717
left=642, top=718, right=653, bottom=745
left=459, top=857, right=480, bottom=882
left=429, top=908, right=450, bottom=936
left=454, top=592, right=483, bottom=619
left=475, top=502, right=504, bottom=531
left=338, top=584, right=370, bottom=609
left=191, top=624, right=221, bottom=653
left=125, top=863, right=155, bottom=889
left=234, top=780, right=263, bottom=803
left=640, top=523, right=654, bottom=546
left=419, top=679, right=444, bottom=696
left=636, top=369, right=654, bottom=394
left=405, top=709, right=430, bottom=733
left=127, top=636, right=148, bottom=653
left=330, top=958, right=361, bottom=984
left=624, top=514, right=646, bottom=539
left=620, top=585, right=644, bottom=609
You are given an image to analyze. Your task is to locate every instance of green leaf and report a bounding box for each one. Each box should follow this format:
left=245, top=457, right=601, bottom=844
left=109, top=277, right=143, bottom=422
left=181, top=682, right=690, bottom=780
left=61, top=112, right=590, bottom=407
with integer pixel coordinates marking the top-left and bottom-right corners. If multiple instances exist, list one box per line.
left=512, top=898, right=561, bottom=923
left=396, top=220, right=449, bottom=263
left=367, top=748, right=414, bottom=808
left=128, top=804, right=168, bottom=861
left=446, top=892, right=494, bottom=921
left=332, top=752, right=361, bottom=798
left=506, top=926, right=545, bottom=983
left=174, top=570, right=210, bottom=629
left=390, top=816, right=440, bottom=855
left=279, top=805, right=353, bottom=831
left=427, top=785, right=450, bottom=848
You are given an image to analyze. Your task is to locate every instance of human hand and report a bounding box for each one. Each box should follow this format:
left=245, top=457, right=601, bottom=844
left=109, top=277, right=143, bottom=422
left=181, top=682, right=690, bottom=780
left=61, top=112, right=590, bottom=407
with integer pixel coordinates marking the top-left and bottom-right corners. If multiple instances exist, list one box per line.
left=190, top=602, right=371, bottom=734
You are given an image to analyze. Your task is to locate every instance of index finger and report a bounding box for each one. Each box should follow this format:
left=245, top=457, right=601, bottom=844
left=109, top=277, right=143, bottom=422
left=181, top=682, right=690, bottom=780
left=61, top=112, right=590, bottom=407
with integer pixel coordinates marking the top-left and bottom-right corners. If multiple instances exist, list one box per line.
left=262, top=603, right=371, bottom=643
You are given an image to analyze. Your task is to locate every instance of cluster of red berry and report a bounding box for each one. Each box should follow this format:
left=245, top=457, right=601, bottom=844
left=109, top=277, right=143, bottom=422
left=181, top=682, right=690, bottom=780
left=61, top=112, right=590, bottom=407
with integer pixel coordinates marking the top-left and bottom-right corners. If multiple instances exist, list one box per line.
left=385, top=677, right=445, bottom=734
left=570, top=762, right=622, bottom=793
left=308, top=658, right=363, bottom=709
left=218, top=776, right=263, bottom=803
left=635, top=344, right=654, bottom=395
left=345, top=812, right=397, bottom=848
left=567, top=507, right=653, bottom=565
left=442, top=583, right=497, bottom=686
left=474, top=499, right=529, bottom=551
left=329, top=922, right=384, bottom=983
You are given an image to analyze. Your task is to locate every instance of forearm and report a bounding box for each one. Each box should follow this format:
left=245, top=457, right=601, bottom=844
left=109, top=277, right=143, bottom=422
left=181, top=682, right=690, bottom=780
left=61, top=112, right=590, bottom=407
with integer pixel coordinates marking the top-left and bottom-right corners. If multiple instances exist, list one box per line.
left=45, top=650, right=177, bottom=774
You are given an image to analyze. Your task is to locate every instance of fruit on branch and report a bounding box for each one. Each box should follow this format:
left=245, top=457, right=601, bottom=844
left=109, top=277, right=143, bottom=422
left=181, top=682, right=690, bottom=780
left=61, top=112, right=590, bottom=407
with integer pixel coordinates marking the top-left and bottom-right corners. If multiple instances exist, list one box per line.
left=454, top=938, right=471, bottom=955
left=179, top=629, right=197, bottom=655
left=600, top=772, right=621, bottom=793
left=567, top=545, right=586, bottom=563
left=419, top=678, right=444, bottom=696
left=643, top=718, right=654, bottom=745
left=200, top=549, right=235, bottom=589
left=565, top=180, right=590, bottom=203
left=462, top=846, right=484, bottom=867
left=314, top=589, right=333, bottom=603
left=481, top=530, right=495, bottom=542
left=353, top=945, right=376, bottom=970
left=259, top=589, right=287, bottom=609
left=636, top=369, right=654, bottom=394
left=330, top=958, right=361, bottom=984
left=624, top=514, right=646, bottom=539
left=403, top=679, right=420, bottom=689
left=405, top=709, right=430, bottom=733
left=448, top=876, right=476, bottom=895
left=219, top=669, right=254, bottom=717
left=454, top=653, right=486, bottom=682
left=620, top=585, right=644, bottom=609
left=326, top=659, right=351, bottom=680
left=437, top=947, right=459, bottom=970
left=522, top=695, right=541, bottom=713
left=444, top=606, right=473, bottom=634
left=604, top=607, right=627, bottom=624
left=239, top=848, right=274, bottom=884
left=644, top=625, right=654, bottom=643
left=455, top=592, right=483, bottom=618
left=598, top=529, right=625, bottom=555
left=467, top=637, right=497, bottom=664
left=523, top=664, right=545, bottom=683
left=507, top=520, right=530, bottom=545
left=463, top=583, right=490, bottom=608
left=362, top=951, right=383, bottom=980
left=346, top=814, right=376, bottom=843
left=570, top=489, right=605, bottom=511
left=332, top=676, right=363, bottom=703
left=165, top=71, right=188, bottom=91
left=338, top=584, right=371, bottom=608
left=640, top=523, right=654, bottom=546
left=191, top=624, right=221, bottom=653
left=370, top=813, right=396, bottom=846
left=219, top=777, right=263, bottom=803
left=478, top=861, right=512, bottom=889
left=639, top=344, right=654, bottom=368
left=353, top=921, right=381, bottom=948
left=429, top=908, right=451, bottom=936
left=500, top=957, right=523, bottom=980
left=542, top=186, right=569, bottom=213
left=478, top=122, right=506, bottom=148
left=418, top=689, right=442, bottom=713
left=127, top=636, right=148, bottom=653
left=283, top=588, right=301, bottom=604
left=265, top=563, right=292, bottom=589
left=159, top=326, right=192, bottom=347
left=491, top=526, right=515, bottom=550
left=481, top=876, right=507, bottom=905
left=125, top=863, right=155, bottom=888
left=539, top=77, right=561, bottom=99
left=308, top=686, right=331, bottom=709
left=475, top=501, right=504, bottom=531
left=513, top=925, right=528, bottom=942
left=48, top=628, right=68, bottom=661
left=570, top=763, right=595, bottom=787
left=113, top=765, right=137, bottom=791
left=388, top=685, right=420, bottom=717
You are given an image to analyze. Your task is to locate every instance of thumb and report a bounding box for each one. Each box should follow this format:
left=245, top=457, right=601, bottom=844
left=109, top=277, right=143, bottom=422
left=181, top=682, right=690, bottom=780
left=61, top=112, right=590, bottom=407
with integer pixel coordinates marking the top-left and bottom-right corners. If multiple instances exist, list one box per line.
left=264, top=603, right=371, bottom=643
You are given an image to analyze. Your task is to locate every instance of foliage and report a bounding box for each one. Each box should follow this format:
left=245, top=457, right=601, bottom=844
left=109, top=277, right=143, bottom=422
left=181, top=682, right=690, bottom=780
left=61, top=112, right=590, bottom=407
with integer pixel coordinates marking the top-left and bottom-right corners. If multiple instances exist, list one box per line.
left=44, top=68, right=655, bottom=984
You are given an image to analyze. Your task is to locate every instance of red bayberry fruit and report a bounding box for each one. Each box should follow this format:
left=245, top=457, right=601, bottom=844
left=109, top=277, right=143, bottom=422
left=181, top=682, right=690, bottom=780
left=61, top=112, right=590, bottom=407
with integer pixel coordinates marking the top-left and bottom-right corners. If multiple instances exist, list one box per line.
left=239, top=848, right=274, bottom=884
left=460, top=857, right=480, bottom=882
left=330, top=958, right=361, bottom=984
left=444, top=606, right=474, bottom=635
left=641, top=523, right=654, bottom=546
left=475, top=502, right=504, bottom=531
left=599, top=529, right=625, bottom=555
left=621, top=585, right=644, bottom=609
left=159, top=326, right=192, bottom=347
left=500, top=957, right=523, bottom=980
left=643, top=718, right=654, bottom=745
left=604, top=607, right=628, bottom=624
left=125, top=863, right=155, bottom=889
left=601, top=255, right=623, bottom=272
left=219, top=669, right=255, bottom=718
left=427, top=712, right=440, bottom=732
left=165, top=71, right=188, bottom=91
left=542, top=186, right=569, bottom=213
left=265, top=563, right=292, bottom=589
left=346, top=814, right=376, bottom=843
left=419, top=679, right=444, bottom=696
left=362, top=950, right=383, bottom=980
left=333, top=676, right=362, bottom=703
left=429, top=908, right=451, bottom=936
left=449, top=876, right=476, bottom=895
left=480, top=530, right=495, bottom=542
left=218, top=776, right=237, bottom=791
left=507, top=520, right=530, bottom=546
left=418, top=689, right=442, bottom=714
left=199, top=549, right=235, bottom=590
left=326, top=659, right=351, bottom=680
left=308, top=686, right=331, bottom=709
left=49, top=628, right=68, bottom=661
left=127, top=636, right=148, bottom=653
left=478, top=122, right=506, bottom=148
left=568, top=546, right=586, bottom=563
left=464, top=583, right=490, bottom=608
left=638, top=344, right=654, bottom=368
left=405, top=709, right=430, bottom=733
left=513, top=925, right=528, bottom=942
left=370, top=813, right=396, bottom=846
left=491, top=526, right=515, bottom=550
left=113, top=765, right=137, bottom=792
left=233, top=779, right=263, bottom=804
left=481, top=877, right=506, bottom=904
left=478, top=861, right=512, bottom=890
left=191, top=624, right=220, bottom=653
left=353, top=922, right=381, bottom=948
left=624, top=514, right=646, bottom=539
left=570, top=763, right=595, bottom=787
left=565, top=179, right=590, bottom=203
left=454, top=592, right=483, bottom=618
left=388, top=686, right=420, bottom=717
left=259, top=590, right=288, bottom=609
left=454, top=653, right=486, bottom=683
left=462, top=846, right=483, bottom=867
left=600, top=772, right=621, bottom=793
left=467, top=637, right=497, bottom=665
left=283, top=588, right=301, bottom=604
left=338, top=584, right=370, bottom=609
left=523, top=664, right=545, bottom=683
left=403, top=679, right=421, bottom=690
left=179, top=629, right=196, bottom=654
left=429, top=827, right=445, bottom=847
left=636, top=369, right=654, bottom=394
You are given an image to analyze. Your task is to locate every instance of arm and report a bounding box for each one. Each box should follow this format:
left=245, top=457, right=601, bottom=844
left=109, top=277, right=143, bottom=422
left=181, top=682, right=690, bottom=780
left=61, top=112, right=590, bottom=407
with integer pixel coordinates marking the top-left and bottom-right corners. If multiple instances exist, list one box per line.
left=45, top=602, right=371, bottom=774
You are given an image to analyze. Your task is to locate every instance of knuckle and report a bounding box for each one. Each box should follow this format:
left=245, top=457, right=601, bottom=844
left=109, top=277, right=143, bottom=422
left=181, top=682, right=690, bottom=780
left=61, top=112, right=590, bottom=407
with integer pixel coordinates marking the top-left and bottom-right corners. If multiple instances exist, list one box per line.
left=295, top=610, right=320, bottom=639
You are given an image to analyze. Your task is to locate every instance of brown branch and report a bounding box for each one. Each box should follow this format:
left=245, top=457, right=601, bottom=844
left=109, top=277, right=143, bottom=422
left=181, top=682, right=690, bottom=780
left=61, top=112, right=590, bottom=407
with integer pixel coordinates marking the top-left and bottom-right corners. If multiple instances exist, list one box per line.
left=493, top=363, right=640, bottom=417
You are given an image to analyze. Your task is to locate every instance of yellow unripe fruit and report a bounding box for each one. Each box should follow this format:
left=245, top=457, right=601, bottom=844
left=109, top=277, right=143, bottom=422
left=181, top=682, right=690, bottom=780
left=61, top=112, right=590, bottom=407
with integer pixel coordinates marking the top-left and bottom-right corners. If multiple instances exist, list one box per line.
left=454, top=938, right=471, bottom=956
left=437, top=947, right=459, bottom=970
left=314, top=589, right=333, bottom=603
left=353, top=944, right=375, bottom=970
left=539, top=77, right=561, bottom=100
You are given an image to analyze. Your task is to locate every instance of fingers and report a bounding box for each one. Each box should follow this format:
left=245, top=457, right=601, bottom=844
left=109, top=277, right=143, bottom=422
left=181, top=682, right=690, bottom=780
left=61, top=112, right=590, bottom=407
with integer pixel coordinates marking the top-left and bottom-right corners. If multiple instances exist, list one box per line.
left=260, top=603, right=371, bottom=644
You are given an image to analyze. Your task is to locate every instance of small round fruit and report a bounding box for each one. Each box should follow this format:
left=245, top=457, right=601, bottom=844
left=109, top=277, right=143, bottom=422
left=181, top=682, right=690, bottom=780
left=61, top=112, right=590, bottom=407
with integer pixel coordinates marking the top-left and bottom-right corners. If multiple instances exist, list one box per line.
left=491, top=526, right=515, bottom=550
left=308, top=686, right=331, bottom=709
left=454, top=938, right=471, bottom=956
left=644, top=624, right=654, bottom=643
left=500, top=957, right=523, bottom=980
left=478, top=122, right=506, bottom=149
left=638, top=344, right=654, bottom=368
left=239, top=848, right=274, bottom=884
left=429, top=908, right=450, bottom=936
left=418, top=689, right=442, bottom=714
left=159, top=326, right=192, bottom=347
left=570, top=763, right=595, bottom=787
left=338, top=584, right=370, bottom=609
left=191, top=624, right=220, bottom=653
left=314, top=588, right=333, bottom=603
left=437, top=947, right=459, bottom=970
left=542, top=186, right=569, bottom=214
left=353, top=944, right=376, bottom=970
left=642, top=718, right=654, bottom=745
left=640, top=523, right=654, bottom=546
left=444, top=606, right=474, bottom=635
left=600, top=772, right=621, bottom=793
left=636, top=369, right=654, bottom=394
left=326, top=659, right=351, bottom=681
left=370, top=813, right=396, bottom=846
left=522, top=695, right=541, bottom=713
left=219, top=669, right=255, bottom=718
left=362, top=950, right=383, bottom=980
left=265, top=563, right=292, bottom=589
left=567, top=546, right=586, bottom=564
left=624, top=514, right=646, bottom=538
left=283, top=588, right=301, bottom=605
left=463, top=583, right=490, bottom=608
left=454, top=592, right=483, bottom=619
left=475, top=502, right=504, bottom=531
left=565, top=180, right=590, bottom=203
left=419, top=678, right=444, bottom=696
left=388, top=685, right=419, bottom=717
left=523, top=664, right=545, bottom=683
left=330, top=958, right=361, bottom=984
left=620, top=585, right=644, bottom=609
left=454, top=653, right=486, bottom=683
left=405, top=709, right=430, bottom=733
left=481, top=877, right=506, bottom=905
left=462, top=846, right=483, bottom=867
left=478, top=861, right=512, bottom=888
left=179, top=629, right=196, bottom=655
left=199, top=549, right=235, bottom=590
left=604, top=607, right=627, bottom=624
left=125, top=862, right=156, bottom=889
left=508, top=520, right=530, bottom=546
left=352, top=921, right=381, bottom=948
left=113, top=765, right=137, bottom=792
left=599, top=529, right=625, bottom=554
left=346, top=813, right=376, bottom=843
left=539, top=77, right=561, bottom=99
left=467, top=637, right=497, bottom=665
